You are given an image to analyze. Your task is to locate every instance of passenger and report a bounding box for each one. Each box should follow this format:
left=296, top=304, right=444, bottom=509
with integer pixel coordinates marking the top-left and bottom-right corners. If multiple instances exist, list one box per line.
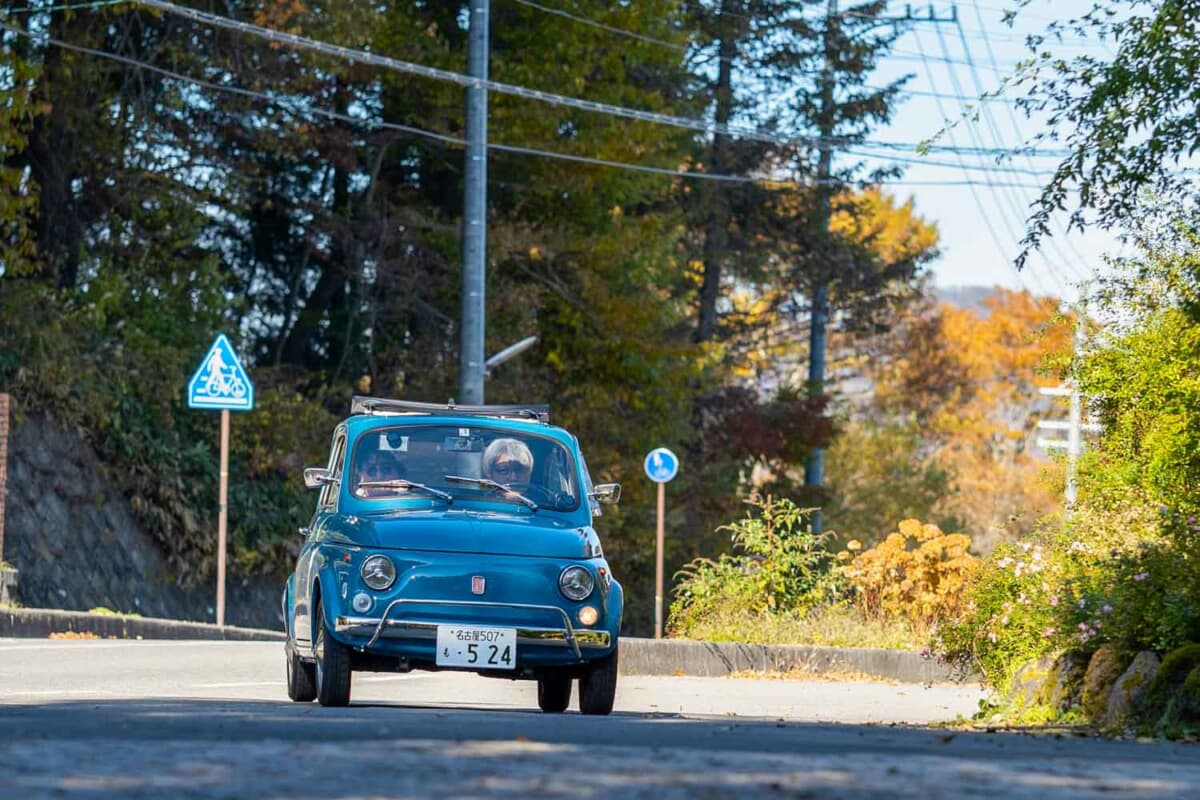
left=482, top=438, right=534, bottom=489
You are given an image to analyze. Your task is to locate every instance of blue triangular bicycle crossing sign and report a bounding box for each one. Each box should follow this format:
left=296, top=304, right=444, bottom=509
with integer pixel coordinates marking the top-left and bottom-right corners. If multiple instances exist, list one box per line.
left=188, top=334, right=254, bottom=411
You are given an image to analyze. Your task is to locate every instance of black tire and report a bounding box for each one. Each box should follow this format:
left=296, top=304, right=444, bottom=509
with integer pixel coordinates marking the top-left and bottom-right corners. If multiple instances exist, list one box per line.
left=286, top=646, right=317, bottom=702
left=537, top=672, right=572, bottom=713
left=313, top=599, right=352, bottom=707
left=578, top=644, right=618, bottom=716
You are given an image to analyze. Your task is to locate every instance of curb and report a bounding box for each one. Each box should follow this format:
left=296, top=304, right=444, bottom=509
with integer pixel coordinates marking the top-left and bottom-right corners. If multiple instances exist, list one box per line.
left=0, top=608, right=968, bottom=683
left=0, top=607, right=285, bottom=642
left=619, top=637, right=969, bottom=684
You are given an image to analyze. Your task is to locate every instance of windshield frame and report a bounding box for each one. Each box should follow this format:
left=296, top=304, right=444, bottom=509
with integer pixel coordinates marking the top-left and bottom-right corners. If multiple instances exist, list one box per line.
left=345, top=422, right=582, bottom=513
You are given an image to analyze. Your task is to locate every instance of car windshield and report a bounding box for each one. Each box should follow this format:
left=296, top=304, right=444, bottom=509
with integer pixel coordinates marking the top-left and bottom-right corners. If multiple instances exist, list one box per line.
left=350, top=424, right=580, bottom=512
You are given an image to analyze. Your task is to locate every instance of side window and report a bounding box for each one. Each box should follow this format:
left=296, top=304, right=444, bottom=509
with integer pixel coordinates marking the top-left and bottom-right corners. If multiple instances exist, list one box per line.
left=544, top=447, right=571, bottom=496
left=320, top=432, right=347, bottom=510
left=578, top=451, right=601, bottom=518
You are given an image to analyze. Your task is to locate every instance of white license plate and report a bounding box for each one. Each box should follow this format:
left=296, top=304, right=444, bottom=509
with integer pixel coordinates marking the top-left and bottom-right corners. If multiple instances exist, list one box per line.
left=435, top=625, right=517, bottom=670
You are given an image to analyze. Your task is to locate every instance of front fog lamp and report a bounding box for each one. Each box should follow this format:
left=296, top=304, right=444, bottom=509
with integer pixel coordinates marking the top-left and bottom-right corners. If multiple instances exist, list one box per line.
left=578, top=605, right=599, bottom=626
left=558, top=566, right=595, bottom=601
left=361, top=554, right=397, bottom=591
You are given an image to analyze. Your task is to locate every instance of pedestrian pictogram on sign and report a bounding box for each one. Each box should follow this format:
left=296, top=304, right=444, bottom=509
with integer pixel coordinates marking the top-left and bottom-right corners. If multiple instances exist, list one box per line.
left=186, top=334, right=254, bottom=627
left=188, top=334, right=254, bottom=411
left=643, top=447, right=679, bottom=483
left=643, top=446, right=680, bottom=640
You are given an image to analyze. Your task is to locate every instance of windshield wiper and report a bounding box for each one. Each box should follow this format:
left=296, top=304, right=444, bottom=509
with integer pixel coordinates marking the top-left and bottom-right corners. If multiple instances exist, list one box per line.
left=444, top=475, right=539, bottom=511
left=356, top=479, right=453, bottom=503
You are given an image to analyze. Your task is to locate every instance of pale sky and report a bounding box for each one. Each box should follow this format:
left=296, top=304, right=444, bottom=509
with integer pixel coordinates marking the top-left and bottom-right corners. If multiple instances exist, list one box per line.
left=855, top=0, right=1124, bottom=301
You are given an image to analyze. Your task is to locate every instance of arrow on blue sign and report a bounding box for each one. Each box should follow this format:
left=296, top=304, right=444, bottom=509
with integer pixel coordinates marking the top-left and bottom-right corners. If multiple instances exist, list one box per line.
left=643, top=447, right=679, bottom=483
left=188, top=334, right=254, bottom=411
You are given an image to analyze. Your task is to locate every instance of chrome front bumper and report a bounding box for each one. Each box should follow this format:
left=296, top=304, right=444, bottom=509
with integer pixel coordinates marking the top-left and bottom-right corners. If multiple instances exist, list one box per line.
left=336, top=598, right=611, bottom=659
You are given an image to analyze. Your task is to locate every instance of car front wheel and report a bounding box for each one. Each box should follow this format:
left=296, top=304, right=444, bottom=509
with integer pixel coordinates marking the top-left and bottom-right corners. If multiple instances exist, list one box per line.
left=578, top=644, right=618, bottom=715
left=313, top=598, right=352, bottom=707
left=537, top=672, right=572, bottom=713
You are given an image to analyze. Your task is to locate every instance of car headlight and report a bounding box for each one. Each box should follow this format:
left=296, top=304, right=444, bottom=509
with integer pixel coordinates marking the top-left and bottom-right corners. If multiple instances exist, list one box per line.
left=361, top=554, right=397, bottom=591
left=558, top=566, right=595, bottom=601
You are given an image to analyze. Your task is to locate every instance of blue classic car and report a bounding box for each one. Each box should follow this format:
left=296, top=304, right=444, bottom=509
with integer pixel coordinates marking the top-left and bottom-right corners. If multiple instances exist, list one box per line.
left=283, top=397, right=624, bottom=713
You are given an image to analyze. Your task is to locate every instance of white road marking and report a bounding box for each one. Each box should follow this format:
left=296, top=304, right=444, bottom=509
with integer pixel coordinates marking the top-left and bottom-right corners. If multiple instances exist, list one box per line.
left=0, top=689, right=119, bottom=697
left=0, top=640, right=277, bottom=652
left=191, top=681, right=281, bottom=688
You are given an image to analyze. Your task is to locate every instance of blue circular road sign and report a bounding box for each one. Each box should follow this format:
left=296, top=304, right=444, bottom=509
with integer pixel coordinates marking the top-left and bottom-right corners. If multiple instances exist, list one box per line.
left=644, top=447, right=679, bottom=483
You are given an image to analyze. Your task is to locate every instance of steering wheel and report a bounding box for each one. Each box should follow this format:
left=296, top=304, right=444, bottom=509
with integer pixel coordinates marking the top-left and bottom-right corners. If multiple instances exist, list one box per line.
left=508, top=484, right=565, bottom=507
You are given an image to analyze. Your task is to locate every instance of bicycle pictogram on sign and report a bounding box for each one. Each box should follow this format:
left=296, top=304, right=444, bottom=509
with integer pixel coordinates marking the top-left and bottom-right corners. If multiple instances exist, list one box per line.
left=188, top=334, right=254, bottom=411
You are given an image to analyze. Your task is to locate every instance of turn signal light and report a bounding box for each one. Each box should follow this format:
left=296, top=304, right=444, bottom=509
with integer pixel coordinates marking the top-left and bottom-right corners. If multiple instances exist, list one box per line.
left=578, top=605, right=599, bottom=626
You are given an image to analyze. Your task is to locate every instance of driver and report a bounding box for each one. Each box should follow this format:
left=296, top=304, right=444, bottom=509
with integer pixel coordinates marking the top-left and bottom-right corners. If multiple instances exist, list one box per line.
left=482, top=438, right=534, bottom=488
left=356, top=450, right=405, bottom=497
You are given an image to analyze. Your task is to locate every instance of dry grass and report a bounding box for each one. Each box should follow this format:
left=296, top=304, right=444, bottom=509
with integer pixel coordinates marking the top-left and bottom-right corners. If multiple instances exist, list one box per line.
left=48, top=631, right=101, bottom=640
left=726, top=666, right=897, bottom=684
left=675, top=604, right=929, bottom=651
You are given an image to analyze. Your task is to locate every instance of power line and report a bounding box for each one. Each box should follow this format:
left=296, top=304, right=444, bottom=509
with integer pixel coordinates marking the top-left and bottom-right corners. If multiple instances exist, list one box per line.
left=509, top=0, right=689, bottom=52
left=966, top=3, right=1094, bottom=282
left=2, top=18, right=1066, bottom=215
left=4, top=20, right=1052, bottom=194
left=928, top=22, right=1069, bottom=296
left=0, top=0, right=127, bottom=12
left=844, top=147, right=1053, bottom=176
left=132, top=0, right=1073, bottom=159
left=941, top=16, right=1081, bottom=291
left=909, top=26, right=1047, bottom=297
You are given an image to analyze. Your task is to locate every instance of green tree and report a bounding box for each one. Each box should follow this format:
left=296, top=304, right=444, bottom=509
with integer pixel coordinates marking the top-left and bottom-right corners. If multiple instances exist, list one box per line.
left=1010, top=0, right=1200, bottom=264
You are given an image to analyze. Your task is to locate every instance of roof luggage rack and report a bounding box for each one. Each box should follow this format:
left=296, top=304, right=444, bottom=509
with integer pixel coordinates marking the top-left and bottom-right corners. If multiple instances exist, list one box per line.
left=350, top=396, right=551, bottom=424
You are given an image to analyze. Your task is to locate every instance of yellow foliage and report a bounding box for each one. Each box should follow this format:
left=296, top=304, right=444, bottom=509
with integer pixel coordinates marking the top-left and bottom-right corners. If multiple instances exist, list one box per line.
left=842, top=519, right=979, bottom=626
left=829, top=186, right=940, bottom=266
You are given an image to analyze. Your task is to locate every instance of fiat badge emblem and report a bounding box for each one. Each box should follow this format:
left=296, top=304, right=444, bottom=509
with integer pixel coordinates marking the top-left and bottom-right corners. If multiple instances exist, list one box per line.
left=471, top=575, right=486, bottom=595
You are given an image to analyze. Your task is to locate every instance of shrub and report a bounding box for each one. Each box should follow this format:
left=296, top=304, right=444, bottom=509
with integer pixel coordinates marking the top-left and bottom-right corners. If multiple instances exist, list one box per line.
left=841, top=519, right=978, bottom=627
left=669, top=496, right=837, bottom=637
left=935, top=534, right=1067, bottom=690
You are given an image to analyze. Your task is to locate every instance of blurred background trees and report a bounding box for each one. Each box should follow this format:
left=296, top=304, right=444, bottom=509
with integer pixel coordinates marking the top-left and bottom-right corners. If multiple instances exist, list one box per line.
left=0, top=0, right=1073, bottom=632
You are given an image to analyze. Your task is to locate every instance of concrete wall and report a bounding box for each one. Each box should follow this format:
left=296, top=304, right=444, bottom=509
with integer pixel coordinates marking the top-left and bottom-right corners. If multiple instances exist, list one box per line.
left=3, top=415, right=284, bottom=630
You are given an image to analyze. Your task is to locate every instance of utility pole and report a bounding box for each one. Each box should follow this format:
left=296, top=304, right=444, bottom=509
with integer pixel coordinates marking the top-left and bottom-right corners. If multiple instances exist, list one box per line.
left=803, top=0, right=837, bottom=532
left=1036, top=297, right=1098, bottom=511
left=0, top=393, right=12, bottom=606
left=459, top=0, right=489, bottom=405
left=802, top=2, right=955, bottom=531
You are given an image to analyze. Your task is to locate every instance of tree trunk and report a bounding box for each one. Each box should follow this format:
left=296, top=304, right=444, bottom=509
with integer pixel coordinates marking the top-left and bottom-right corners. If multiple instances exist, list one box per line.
left=695, top=12, right=738, bottom=343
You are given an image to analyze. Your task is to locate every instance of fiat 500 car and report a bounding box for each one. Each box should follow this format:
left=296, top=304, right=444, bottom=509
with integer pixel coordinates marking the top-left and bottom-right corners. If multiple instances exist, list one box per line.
left=283, top=397, right=623, bottom=713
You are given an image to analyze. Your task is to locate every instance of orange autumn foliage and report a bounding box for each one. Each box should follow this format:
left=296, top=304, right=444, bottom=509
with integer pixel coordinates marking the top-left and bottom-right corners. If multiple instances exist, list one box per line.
left=866, top=289, right=1074, bottom=549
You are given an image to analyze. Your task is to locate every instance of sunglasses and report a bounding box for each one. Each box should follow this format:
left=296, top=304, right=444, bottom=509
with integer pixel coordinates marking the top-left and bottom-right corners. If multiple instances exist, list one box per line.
left=362, top=463, right=396, bottom=478
left=491, top=461, right=530, bottom=477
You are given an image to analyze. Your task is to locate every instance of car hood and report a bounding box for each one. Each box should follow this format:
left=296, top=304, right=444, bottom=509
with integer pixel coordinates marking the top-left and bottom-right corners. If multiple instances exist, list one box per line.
left=351, top=510, right=597, bottom=558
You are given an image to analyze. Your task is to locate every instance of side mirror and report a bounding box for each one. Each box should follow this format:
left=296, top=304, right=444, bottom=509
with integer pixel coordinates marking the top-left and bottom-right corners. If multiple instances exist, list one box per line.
left=303, top=467, right=337, bottom=489
left=590, top=483, right=621, bottom=504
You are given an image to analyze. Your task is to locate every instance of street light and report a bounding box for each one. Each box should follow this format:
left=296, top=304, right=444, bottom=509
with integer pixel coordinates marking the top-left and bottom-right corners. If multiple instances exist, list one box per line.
left=485, top=335, right=538, bottom=378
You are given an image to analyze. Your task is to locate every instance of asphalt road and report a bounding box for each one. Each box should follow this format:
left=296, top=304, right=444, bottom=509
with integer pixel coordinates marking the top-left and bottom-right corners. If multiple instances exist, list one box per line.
left=1, top=640, right=1197, bottom=799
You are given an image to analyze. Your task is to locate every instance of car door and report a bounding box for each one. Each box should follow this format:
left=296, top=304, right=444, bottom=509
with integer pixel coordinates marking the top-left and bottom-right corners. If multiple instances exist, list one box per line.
left=295, top=428, right=347, bottom=645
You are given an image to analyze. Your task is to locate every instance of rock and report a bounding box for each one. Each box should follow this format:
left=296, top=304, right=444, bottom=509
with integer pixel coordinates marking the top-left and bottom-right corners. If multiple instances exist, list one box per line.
left=1009, top=655, right=1055, bottom=711
left=1081, top=646, right=1127, bottom=723
left=1143, top=643, right=1200, bottom=725
left=1103, top=651, right=1160, bottom=728
left=1180, top=666, right=1200, bottom=721
left=1037, top=650, right=1090, bottom=712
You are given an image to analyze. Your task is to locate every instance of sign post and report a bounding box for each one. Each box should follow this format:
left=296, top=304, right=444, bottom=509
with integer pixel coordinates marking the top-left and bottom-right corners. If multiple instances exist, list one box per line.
left=187, top=334, right=254, bottom=627
left=643, top=447, right=679, bottom=639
